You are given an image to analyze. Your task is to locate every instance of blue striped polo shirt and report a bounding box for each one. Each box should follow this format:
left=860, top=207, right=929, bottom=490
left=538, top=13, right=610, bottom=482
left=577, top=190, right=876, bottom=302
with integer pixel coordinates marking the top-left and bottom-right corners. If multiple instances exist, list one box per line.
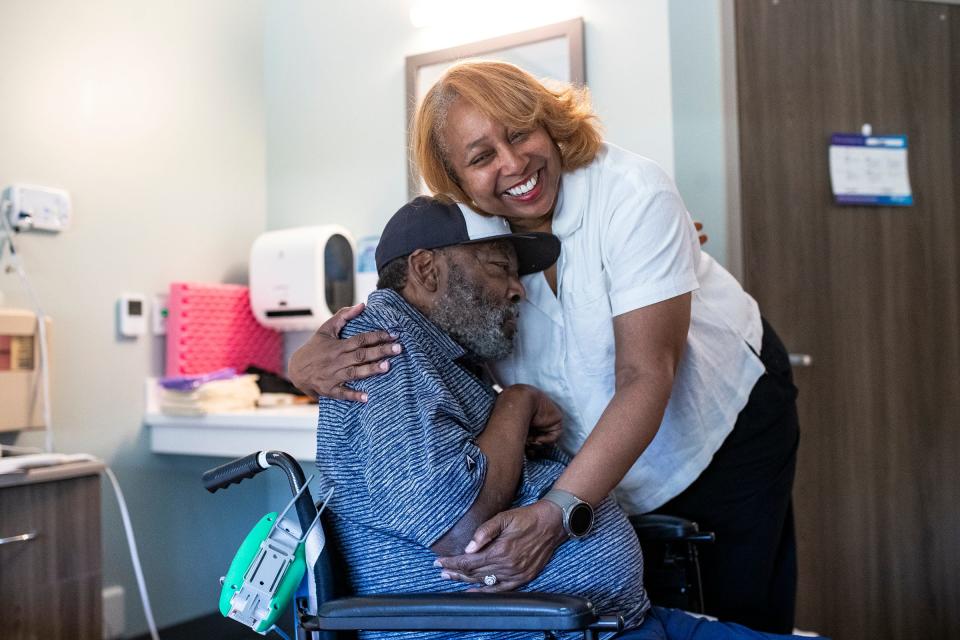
left=315, top=289, right=649, bottom=639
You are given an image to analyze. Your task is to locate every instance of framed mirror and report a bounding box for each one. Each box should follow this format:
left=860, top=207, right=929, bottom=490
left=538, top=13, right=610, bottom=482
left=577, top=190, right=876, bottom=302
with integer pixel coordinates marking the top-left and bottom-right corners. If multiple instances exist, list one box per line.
left=405, top=17, right=585, bottom=196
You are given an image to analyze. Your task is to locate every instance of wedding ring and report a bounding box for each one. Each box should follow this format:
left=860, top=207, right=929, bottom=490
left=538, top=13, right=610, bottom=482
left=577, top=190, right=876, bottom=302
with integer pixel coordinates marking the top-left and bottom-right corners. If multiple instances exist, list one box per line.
left=483, top=574, right=498, bottom=586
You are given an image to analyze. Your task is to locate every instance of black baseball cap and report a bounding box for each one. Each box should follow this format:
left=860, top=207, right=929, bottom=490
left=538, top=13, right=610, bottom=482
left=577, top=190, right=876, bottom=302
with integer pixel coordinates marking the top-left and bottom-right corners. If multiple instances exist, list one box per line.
left=375, top=196, right=560, bottom=276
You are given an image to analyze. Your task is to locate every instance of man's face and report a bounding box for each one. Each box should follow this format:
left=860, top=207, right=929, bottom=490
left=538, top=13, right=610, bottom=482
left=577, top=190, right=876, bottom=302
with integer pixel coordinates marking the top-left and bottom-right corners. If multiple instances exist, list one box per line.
left=427, top=241, right=525, bottom=361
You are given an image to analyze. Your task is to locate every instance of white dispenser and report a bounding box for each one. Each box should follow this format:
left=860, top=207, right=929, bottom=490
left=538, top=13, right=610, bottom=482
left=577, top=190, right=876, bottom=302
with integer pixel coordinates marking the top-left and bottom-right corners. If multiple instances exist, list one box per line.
left=249, top=225, right=355, bottom=331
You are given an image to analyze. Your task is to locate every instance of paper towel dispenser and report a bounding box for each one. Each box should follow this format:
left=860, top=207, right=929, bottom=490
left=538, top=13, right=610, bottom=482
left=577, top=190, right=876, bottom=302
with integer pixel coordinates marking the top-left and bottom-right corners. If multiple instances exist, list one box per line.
left=249, top=225, right=355, bottom=331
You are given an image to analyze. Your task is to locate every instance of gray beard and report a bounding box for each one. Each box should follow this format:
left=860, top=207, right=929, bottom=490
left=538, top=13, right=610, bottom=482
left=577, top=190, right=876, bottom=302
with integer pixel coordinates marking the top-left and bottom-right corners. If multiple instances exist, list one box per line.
left=428, top=264, right=519, bottom=361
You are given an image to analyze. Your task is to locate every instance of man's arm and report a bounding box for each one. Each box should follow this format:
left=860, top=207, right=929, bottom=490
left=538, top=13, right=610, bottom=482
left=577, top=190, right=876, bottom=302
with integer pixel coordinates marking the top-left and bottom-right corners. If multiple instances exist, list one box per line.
left=430, top=385, right=558, bottom=556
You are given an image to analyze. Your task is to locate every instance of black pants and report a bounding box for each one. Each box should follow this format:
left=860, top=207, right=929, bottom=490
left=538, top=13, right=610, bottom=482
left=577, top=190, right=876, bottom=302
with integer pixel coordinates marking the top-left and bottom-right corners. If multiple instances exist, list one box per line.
left=650, top=318, right=800, bottom=634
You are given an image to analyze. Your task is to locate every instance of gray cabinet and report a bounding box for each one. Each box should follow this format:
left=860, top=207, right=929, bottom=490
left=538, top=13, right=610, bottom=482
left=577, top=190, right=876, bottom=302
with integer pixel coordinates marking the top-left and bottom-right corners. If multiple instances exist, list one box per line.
left=0, top=462, right=103, bottom=639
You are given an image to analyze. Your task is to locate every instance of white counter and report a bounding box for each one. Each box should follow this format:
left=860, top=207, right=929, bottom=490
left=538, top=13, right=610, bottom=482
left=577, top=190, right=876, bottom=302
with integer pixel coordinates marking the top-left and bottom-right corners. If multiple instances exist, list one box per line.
left=143, top=380, right=317, bottom=461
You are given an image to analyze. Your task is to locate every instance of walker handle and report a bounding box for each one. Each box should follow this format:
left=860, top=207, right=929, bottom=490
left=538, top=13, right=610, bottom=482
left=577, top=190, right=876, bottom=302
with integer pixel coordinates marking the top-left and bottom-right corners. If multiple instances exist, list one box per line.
left=202, top=452, right=264, bottom=493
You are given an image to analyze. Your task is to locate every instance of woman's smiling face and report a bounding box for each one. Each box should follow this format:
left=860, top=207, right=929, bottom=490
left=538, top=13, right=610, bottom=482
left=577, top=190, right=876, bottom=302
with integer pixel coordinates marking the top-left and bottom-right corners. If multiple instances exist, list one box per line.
left=441, top=97, right=562, bottom=230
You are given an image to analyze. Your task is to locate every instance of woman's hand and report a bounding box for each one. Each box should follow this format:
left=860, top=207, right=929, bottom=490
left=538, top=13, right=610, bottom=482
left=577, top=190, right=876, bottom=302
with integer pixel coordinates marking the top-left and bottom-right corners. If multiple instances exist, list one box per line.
left=287, top=303, right=401, bottom=402
left=434, top=500, right=567, bottom=592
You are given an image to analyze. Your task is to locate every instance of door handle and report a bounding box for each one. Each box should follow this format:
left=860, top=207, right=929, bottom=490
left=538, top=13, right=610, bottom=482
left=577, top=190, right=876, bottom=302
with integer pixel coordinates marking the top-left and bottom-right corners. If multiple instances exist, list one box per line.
left=789, top=353, right=813, bottom=367
left=0, top=531, right=38, bottom=545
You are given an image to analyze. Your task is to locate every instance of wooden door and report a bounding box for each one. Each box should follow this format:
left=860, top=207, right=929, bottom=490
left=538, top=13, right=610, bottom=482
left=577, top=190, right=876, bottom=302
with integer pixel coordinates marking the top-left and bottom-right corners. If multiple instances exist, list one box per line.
left=734, top=1, right=959, bottom=638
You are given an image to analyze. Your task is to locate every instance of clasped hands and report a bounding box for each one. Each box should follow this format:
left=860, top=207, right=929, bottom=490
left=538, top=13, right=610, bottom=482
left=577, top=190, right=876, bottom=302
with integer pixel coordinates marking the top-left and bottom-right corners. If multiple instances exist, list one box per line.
left=433, top=498, right=568, bottom=592
left=434, top=385, right=567, bottom=592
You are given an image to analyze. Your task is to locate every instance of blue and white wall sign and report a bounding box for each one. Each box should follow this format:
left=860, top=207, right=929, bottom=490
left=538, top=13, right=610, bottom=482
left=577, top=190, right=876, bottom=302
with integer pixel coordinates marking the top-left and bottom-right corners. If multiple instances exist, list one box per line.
left=354, top=235, right=380, bottom=305
left=828, top=134, right=913, bottom=206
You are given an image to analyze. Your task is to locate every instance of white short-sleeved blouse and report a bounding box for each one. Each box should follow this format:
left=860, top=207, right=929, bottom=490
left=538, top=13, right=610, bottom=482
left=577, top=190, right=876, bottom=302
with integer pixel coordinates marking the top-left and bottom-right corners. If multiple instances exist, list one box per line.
left=483, top=142, right=765, bottom=514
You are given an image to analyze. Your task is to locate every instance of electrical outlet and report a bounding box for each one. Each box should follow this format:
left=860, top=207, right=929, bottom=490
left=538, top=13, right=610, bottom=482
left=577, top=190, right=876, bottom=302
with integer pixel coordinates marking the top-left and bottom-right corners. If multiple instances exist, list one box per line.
left=102, top=585, right=125, bottom=639
left=152, top=293, right=168, bottom=335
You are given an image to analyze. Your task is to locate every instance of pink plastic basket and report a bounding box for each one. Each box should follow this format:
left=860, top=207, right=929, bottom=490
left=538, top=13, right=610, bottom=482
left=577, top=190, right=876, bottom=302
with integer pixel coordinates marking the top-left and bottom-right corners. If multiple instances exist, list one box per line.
left=165, top=282, right=282, bottom=376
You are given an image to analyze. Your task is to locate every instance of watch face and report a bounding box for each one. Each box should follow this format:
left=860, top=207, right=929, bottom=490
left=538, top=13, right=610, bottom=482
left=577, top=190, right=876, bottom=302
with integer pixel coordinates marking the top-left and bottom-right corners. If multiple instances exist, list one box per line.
left=568, top=503, right=594, bottom=537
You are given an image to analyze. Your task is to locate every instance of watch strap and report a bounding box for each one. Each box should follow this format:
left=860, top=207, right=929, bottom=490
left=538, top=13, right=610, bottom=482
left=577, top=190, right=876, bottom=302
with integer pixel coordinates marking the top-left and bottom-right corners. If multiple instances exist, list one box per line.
left=543, top=488, right=584, bottom=511
left=542, top=489, right=594, bottom=538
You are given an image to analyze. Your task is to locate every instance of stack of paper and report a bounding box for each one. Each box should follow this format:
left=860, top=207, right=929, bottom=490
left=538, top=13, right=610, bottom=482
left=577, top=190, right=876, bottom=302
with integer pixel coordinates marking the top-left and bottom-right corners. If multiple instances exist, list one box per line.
left=159, top=373, right=261, bottom=416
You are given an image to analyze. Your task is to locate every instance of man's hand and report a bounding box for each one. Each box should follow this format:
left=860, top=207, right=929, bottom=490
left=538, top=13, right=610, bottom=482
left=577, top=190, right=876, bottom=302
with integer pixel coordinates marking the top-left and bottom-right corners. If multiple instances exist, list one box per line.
left=504, top=384, right=562, bottom=445
left=525, top=388, right=563, bottom=455
left=287, top=303, right=401, bottom=402
left=501, top=385, right=562, bottom=457
left=434, top=500, right=567, bottom=592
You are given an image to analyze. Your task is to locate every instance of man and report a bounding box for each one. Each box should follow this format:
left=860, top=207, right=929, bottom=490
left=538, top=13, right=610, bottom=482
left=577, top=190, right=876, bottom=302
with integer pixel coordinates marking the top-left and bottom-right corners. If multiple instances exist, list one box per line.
left=314, top=197, right=815, bottom=640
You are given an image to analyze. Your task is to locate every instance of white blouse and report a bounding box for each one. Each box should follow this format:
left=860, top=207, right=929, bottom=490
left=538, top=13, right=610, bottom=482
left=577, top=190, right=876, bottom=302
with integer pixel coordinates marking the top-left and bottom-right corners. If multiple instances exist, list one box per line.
left=484, top=142, right=764, bottom=514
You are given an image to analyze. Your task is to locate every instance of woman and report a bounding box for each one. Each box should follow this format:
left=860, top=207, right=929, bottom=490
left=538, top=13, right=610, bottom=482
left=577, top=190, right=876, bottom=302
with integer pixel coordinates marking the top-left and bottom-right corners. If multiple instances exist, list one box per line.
left=290, top=61, right=800, bottom=634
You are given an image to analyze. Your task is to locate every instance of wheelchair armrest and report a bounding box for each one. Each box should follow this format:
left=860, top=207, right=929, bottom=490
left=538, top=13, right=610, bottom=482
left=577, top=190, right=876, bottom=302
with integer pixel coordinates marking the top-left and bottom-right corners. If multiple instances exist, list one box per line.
left=629, top=514, right=715, bottom=544
left=302, top=592, right=618, bottom=632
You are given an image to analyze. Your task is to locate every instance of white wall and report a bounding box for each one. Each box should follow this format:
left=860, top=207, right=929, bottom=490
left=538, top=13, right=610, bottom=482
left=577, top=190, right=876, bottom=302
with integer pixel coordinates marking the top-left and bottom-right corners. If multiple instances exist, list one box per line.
left=264, top=0, right=676, bottom=238
left=669, top=0, right=731, bottom=267
left=0, top=0, right=271, bottom=634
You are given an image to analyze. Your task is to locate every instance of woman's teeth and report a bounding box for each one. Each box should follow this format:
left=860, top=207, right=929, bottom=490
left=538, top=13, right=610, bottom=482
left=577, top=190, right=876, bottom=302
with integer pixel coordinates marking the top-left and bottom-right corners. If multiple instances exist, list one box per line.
left=506, top=172, right=538, bottom=197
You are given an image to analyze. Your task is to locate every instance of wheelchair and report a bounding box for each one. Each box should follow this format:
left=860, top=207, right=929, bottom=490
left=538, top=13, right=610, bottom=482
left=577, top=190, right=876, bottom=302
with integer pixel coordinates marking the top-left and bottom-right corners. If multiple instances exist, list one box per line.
left=203, top=451, right=713, bottom=640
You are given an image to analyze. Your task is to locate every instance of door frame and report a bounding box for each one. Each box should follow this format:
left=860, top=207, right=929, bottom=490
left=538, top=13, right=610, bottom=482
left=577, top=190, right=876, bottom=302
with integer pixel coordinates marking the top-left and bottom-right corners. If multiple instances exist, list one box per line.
left=720, top=0, right=745, bottom=283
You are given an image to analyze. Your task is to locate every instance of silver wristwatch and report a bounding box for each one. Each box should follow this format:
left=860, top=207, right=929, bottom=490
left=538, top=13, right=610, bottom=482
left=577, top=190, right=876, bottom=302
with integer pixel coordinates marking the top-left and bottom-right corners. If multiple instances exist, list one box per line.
left=542, top=488, right=595, bottom=538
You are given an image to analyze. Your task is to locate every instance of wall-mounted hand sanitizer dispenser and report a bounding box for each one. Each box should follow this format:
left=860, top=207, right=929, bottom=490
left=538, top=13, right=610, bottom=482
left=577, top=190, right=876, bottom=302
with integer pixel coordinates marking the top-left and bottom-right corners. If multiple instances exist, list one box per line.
left=249, top=225, right=355, bottom=331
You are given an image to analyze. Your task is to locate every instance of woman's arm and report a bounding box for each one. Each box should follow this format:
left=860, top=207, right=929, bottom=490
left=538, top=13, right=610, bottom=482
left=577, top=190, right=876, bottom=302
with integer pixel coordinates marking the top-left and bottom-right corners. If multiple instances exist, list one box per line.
left=435, top=293, right=691, bottom=590
left=553, top=292, right=691, bottom=504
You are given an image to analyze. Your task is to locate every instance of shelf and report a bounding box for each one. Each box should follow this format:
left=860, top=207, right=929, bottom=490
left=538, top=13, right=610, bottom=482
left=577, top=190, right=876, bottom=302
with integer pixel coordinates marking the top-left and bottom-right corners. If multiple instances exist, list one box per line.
left=143, top=380, right=317, bottom=461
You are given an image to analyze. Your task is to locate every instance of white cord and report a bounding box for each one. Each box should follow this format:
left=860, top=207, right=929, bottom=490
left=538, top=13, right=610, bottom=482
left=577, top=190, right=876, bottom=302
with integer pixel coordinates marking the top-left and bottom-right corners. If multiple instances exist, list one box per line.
left=104, top=466, right=161, bottom=640
left=0, top=202, right=53, bottom=453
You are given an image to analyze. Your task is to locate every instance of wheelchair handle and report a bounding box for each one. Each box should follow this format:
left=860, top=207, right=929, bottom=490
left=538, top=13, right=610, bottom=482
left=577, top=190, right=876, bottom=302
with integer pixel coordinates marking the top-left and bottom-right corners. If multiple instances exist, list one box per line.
left=202, top=450, right=309, bottom=496
left=202, top=450, right=317, bottom=534
left=202, top=452, right=264, bottom=493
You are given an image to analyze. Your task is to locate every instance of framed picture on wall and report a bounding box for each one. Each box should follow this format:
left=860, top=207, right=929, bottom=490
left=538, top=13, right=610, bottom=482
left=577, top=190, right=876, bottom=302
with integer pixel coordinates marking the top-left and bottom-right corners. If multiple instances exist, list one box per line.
left=404, top=17, right=585, bottom=197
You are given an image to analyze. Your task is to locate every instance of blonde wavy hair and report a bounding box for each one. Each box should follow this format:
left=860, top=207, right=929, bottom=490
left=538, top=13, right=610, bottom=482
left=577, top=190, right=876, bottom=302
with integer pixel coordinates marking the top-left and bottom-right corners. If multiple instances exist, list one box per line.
left=411, top=60, right=602, bottom=205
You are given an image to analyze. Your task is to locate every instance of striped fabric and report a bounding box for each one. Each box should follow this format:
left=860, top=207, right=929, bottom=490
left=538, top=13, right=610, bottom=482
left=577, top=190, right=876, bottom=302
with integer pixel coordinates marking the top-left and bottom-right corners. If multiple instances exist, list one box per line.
left=316, top=289, right=650, bottom=639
